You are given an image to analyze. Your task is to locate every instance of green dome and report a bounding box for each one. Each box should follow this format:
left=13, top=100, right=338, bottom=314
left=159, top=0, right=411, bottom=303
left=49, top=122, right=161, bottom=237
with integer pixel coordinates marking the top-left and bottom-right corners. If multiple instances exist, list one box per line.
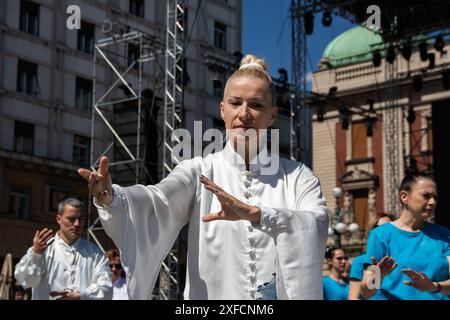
left=323, top=26, right=384, bottom=67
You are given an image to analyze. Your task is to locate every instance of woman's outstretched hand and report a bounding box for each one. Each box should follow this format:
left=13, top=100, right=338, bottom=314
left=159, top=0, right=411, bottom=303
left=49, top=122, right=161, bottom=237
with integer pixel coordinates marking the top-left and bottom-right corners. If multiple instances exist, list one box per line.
left=77, top=156, right=113, bottom=207
left=401, top=269, right=438, bottom=292
left=370, top=256, right=398, bottom=279
left=200, top=175, right=261, bottom=223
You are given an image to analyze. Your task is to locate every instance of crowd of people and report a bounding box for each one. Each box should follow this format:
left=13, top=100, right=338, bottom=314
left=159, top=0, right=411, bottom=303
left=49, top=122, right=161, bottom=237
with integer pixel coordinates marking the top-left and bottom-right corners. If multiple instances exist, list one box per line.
left=3, top=55, right=449, bottom=300
left=323, top=173, right=450, bottom=300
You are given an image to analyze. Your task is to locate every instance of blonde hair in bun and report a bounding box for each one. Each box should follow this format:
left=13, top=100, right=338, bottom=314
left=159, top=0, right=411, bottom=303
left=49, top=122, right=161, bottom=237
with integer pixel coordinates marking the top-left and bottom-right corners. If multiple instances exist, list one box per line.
left=224, top=54, right=275, bottom=105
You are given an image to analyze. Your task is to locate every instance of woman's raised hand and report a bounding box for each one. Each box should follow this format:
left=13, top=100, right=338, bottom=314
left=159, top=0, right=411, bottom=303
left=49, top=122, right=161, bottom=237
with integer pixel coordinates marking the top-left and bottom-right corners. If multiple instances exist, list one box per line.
left=78, top=156, right=113, bottom=206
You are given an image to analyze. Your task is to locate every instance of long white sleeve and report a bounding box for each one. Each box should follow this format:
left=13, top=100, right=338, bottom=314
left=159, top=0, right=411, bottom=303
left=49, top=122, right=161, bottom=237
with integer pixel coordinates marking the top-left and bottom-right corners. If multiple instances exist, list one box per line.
left=256, top=166, right=329, bottom=299
left=97, top=159, right=199, bottom=299
left=80, top=253, right=112, bottom=300
left=14, top=248, right=46, bottom=289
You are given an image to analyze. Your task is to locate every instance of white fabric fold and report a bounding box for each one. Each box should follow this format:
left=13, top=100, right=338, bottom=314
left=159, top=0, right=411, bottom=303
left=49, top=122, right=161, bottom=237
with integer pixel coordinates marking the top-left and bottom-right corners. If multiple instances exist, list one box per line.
left=97, top=142, right=328, bottom=300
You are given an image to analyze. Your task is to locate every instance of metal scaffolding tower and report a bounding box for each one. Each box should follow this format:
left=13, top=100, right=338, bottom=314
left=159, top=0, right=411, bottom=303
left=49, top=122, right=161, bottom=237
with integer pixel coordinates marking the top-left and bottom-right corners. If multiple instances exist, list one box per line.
left=88, top=30, right=165, bottom=251
left=290, top=0, right=312, bottom=166
left=158, top=0, right=186, bottom=300
left=88, top=1, right=186, bottom=300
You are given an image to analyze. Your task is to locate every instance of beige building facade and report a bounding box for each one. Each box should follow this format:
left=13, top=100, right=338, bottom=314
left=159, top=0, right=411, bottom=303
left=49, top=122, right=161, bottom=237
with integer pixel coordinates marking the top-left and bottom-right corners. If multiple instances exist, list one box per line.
left=312, top=26, right=450, bottom=248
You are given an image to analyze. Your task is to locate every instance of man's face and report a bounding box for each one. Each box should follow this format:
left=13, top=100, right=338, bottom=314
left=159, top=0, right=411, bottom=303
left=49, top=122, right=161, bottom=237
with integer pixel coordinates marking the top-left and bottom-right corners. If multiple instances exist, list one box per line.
left=56, top=205, right=85, bottom=243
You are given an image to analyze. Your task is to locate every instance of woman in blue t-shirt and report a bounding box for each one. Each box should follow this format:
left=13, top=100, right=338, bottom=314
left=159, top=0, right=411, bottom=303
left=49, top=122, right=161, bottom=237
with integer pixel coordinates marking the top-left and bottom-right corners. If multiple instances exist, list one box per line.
left=323, top=246, right=349, bottom=300
left=348, top=212, right=394, bottom=300
left=361, top=173, right=450, bottom=300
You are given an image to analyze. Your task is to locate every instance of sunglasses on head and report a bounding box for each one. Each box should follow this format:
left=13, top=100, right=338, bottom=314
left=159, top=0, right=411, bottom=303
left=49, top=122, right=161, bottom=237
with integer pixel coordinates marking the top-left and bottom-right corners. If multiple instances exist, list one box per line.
left=336, top=256, right=349, bottom=261
left=109, top=263, right=122, bottom=269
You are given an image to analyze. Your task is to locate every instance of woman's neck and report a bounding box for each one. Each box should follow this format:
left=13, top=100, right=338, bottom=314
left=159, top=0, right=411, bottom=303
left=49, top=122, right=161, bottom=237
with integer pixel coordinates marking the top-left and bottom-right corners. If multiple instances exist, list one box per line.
left=232, top=139, right=261, bottom=170
left=329, top=269, right=345, bottom=283
left=395, top=211, right=425, bottom=231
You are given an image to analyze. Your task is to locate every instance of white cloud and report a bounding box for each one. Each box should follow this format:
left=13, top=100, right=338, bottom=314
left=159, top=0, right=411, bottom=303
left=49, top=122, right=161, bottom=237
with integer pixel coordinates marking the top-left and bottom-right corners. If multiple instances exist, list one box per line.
left=306, top=72, right=314, bottom=83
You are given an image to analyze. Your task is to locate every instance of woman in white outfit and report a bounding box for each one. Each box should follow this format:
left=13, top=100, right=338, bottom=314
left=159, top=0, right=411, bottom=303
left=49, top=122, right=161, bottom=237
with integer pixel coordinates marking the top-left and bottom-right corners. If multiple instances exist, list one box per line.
left=78, top=54, right=329, bottom=300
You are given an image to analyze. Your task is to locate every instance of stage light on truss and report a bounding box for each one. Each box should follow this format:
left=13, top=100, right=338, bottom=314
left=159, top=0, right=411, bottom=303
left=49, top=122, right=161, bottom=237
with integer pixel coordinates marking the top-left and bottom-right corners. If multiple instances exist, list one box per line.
left=427, top=53, right=435, bottom=69
left=372, top=51, right=381, bottom=67
left=443, top=69, right=450, bottom=90
left=304, top=11, right=314, bottom=35
left=322, top=11, right=332, bottom=27
left=341, top=115, right=349, bottom=130
left=367, top=99, right=375, bottom=113
left=317, top=109, right=325, bottom=122
left=386, top=45, right=395, bottom=64
left=413, top=75, right=423, bottom=92
left=435, top=34, right=445, bottom=53
left=406, top=106, right=416, bottom=124
left=401, top=40, right=412, bottom=61
left=419, top=41, right=428, bottom=61
left=366, top=122, right=373, bottom=137
left=328, top=86, right=338, bottom=97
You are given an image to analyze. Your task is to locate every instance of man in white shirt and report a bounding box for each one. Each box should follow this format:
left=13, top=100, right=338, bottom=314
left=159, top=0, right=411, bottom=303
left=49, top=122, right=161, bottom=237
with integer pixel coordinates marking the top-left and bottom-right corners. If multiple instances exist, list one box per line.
left=14, top=198, right=112, bottom=300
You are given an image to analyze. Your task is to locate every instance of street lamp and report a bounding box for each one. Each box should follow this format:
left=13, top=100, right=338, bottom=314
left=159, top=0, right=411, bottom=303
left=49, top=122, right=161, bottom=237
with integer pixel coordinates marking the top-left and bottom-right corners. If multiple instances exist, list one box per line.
left=329, top=187, right=359, bottom=247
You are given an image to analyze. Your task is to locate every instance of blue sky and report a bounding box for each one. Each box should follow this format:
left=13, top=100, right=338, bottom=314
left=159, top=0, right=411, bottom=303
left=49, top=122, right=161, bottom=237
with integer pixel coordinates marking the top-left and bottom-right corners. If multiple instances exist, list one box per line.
left=242, top=0, right=355, bottom=87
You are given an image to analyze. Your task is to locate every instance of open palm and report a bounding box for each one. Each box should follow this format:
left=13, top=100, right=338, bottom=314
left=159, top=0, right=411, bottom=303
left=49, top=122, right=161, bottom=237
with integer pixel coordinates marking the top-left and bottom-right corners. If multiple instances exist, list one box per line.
left=77, top=156, right=113, bottom=206
left=200, top=175, right=260, bottom=223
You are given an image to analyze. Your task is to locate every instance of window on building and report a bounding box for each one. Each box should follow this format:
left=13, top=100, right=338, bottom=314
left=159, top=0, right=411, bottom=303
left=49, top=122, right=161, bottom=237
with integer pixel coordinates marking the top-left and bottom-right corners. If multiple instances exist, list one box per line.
left=73, top=135, right=90, bottom=166
left=75, top=77, right=93, bottom=111
left=213, top=79, right=223, bottom=98
left=9, top=187, right=30, bottom=219
left=351, top=122, right=367, bottom=159
left=353, top=190, right=369, bottom=232
left=17, top=59, right=38, bottom=96
left=129, top=0, right=144, bottom=18
left=214, top=21, right=227, bottom=50
left=14, top=121, right=34, bottom=155
left=77, top=21, right=95, bottom=54
left=19, top=0, right=40, bottom=36
left=128, top=43, right=140, bottom=68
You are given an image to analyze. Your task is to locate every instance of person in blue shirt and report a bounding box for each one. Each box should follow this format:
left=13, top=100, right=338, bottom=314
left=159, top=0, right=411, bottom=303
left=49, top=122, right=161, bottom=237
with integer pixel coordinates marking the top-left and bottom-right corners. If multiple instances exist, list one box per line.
left=348, top=212, right=394, bottom=300
left=361, top=173, right=450, bottom=300
left=323, top=246, right=349, bottom=300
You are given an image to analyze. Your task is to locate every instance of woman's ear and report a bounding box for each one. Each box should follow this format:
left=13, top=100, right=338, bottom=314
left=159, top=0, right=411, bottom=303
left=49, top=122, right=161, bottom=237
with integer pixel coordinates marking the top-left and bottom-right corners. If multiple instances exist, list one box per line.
left=220, top=101, right=225, bottom=121
left=268, top=106, right=279, bottom=126
left=400, top=191, right=409, bottom=206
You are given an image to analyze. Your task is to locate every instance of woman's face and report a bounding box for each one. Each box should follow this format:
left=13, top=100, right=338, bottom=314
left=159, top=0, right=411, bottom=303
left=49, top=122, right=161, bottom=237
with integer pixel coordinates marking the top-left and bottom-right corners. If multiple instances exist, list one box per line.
left=220, top=76, right=277, bottom=144
left=328, top=249, right=348, bottom=274
left=400, top=178, right=437, bottom=220
left=109, top=256, right=123, bottom=280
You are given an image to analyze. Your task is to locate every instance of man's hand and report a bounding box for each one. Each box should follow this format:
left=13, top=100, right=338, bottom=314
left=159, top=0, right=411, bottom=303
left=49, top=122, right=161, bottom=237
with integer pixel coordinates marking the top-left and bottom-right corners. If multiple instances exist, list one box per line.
left=49, top=291, right=81, bottom=300
left=199, top=175, right=261, bottom=223
left=78, top=156, right=113, bottom=207
left=32, top=228, right=54, bottom=255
